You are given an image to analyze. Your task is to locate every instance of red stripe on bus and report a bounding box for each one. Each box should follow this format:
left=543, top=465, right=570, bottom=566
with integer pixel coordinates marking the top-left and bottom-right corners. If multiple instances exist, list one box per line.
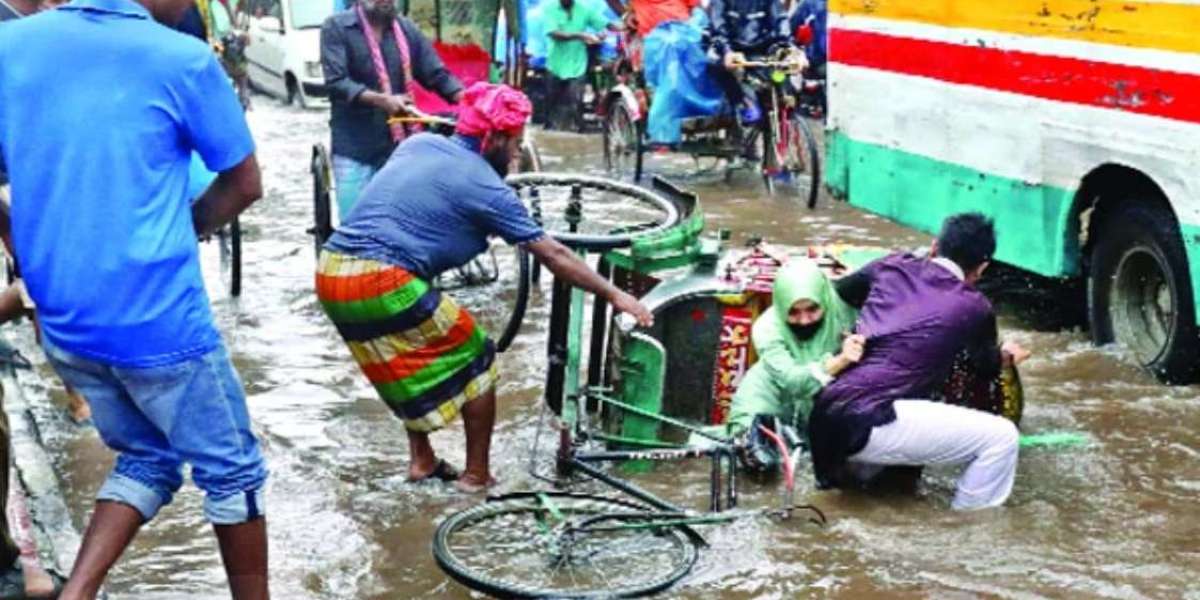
left=830, top=28, right=1200, bottom=125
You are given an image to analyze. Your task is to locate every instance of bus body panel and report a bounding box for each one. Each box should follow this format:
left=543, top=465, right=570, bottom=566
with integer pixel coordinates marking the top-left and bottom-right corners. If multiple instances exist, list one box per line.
left=826, top=0, right=1200, bottom=314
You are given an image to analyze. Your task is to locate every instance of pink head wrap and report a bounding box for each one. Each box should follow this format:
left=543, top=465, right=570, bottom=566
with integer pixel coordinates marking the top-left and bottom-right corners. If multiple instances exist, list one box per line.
left=454, top=82, right=532, bottom=139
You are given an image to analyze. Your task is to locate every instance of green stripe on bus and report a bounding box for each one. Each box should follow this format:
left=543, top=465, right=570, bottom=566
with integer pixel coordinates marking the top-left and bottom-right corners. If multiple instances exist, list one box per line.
left=825, top=131, right=1077, bottom=278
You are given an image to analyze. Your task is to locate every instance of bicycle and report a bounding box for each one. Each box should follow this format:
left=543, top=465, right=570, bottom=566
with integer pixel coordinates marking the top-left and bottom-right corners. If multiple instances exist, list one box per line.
left=432, top=174, right=827, bottom=598
left=601, top=45, right=822, bottom=208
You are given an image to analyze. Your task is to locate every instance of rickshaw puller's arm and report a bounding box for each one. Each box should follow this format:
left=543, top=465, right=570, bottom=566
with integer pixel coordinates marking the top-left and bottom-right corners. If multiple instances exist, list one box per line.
left=192, top=154, right=262, bottom=238
left=525, top=237, right=654, bottom=326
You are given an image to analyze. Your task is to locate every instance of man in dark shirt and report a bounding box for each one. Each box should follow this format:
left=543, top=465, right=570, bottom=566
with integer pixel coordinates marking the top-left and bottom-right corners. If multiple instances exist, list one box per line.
left=706, top=0, right=798, bottom=123
left=320, top=0, right=464, bottom=217
left=809, top=213, right=1031, bottom=510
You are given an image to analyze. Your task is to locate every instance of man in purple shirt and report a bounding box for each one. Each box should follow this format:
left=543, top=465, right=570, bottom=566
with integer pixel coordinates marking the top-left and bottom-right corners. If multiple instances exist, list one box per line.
left=810, top=213, right=1031, bottom=510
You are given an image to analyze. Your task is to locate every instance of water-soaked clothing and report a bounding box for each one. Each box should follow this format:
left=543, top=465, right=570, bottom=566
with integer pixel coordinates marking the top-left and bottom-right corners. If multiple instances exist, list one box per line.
left=808, top=254, right=1000, bottom=489
left=324, top=133, right=544, bottom=280
left=315, top=252, right=497, bottom=432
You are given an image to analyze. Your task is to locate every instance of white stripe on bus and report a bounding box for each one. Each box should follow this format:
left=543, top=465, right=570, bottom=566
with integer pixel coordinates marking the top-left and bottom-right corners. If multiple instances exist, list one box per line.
left=827, top=64, right=1200, bottom=224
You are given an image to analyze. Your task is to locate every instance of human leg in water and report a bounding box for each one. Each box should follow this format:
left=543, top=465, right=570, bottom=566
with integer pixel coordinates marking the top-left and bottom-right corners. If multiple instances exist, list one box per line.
left=456, top=387, right=497, bottom=493
left=215, top=517, right=269, bottom=600
left=58, top=501, right=142, bottom=600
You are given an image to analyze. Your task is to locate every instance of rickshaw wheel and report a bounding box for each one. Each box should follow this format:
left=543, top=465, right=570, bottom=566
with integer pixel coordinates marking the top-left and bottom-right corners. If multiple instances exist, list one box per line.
left=604, top=101, right=640, bottom=181
left=775, top=114, right=821, bottom=209
left=227, top=217, right=242, bottom=297
left=433, top=492, right=699, bottom=598
left=310, top=144, right=334, bottom=260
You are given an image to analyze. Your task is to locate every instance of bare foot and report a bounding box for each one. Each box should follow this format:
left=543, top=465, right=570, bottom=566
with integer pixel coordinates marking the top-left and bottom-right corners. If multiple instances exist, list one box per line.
left=66, top=388, right=91, bottom=424
left=454, top=474, right=497, bottom=494
left=21, top=561, right=58, bottom=598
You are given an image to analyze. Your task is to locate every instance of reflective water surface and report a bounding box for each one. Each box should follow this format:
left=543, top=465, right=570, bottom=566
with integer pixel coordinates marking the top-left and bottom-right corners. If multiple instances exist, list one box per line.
left=9, top=102, right=1198, bottom=599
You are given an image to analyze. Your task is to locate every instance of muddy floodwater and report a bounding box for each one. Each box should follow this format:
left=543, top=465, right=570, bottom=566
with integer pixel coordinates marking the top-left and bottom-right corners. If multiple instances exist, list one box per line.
left=8, top=101, right=1198, bottom=599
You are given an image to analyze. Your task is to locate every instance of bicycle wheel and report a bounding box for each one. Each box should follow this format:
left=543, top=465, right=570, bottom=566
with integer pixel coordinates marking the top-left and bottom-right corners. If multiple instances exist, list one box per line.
left=310, top=144, right=334, bottom=259
left=433, top=492, right=700, bottom=598
left=216, top=217, right=242, bottom=297
left=760, top=94, right=779, bottom=196
left=775, top=112, right=821, bottom=209
left=228, top=216, right=242, bottom=297
left=603, top=100, right=639, bottom=180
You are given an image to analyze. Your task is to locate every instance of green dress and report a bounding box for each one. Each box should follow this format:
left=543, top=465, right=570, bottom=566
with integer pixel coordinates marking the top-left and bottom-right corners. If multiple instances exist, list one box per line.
left=725, top=258, right=857, bottom=435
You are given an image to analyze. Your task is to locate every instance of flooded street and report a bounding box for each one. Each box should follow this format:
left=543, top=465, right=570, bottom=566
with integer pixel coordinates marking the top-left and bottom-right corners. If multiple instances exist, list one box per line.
left=8, top=100, right=1199, bottom=599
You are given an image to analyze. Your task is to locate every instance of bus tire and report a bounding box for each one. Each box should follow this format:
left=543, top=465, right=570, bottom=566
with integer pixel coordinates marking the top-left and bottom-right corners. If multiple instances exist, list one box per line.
left=1088, top=204, right=1200, bottom=383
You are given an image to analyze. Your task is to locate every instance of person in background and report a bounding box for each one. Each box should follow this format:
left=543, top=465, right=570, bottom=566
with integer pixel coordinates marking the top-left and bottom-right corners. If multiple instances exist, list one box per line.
left=789, top=0, right=825, bottom=75
left=320, top=0, right=464, bottom=217
left=0, top=0, right=271, bottom=596
left=316, top=83, right=653, bottom=493
left=706, top=0, right=798, bottom=124
left=544, top=0, right=620, bottom=131
left=808, top=213, right=1031, bottom=510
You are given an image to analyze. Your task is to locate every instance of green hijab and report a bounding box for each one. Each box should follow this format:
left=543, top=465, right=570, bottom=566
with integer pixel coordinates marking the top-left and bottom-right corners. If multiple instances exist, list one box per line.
left=757, top=258, right=857, bottom=362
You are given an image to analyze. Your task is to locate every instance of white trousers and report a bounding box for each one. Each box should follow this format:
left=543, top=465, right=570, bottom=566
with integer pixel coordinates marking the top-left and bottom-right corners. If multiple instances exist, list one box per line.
left=848, top=400, right=1020, bottom=510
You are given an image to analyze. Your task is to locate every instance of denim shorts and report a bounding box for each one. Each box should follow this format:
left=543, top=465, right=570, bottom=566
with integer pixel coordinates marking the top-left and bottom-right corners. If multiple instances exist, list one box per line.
left=332, top=154, right=380, bottom=219
left=44, top=340, right=268, bottom=524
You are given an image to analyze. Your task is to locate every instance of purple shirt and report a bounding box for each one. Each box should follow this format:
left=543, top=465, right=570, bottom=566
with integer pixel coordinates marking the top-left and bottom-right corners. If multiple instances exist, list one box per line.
left=809, top=254, right=998, bottom=488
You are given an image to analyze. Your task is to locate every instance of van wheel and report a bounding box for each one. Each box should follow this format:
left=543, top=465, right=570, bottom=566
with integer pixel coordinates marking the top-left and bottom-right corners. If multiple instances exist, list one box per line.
left=1088, top=204, right=1200, bottom=382
left=286, top=75, right=307, bottom=109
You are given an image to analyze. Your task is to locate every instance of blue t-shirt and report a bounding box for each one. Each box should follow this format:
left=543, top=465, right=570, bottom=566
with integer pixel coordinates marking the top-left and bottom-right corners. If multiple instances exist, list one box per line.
left=325, top=134, right=544, bottom=279
left=0, top=0, right=256, bottom=367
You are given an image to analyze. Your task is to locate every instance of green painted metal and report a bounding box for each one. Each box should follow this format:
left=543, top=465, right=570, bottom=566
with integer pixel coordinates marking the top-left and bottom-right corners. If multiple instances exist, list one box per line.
left=826, top=132, right=1077, bottom=279
left=604, top=197, right=710, bottom=275
left=1018, top=431, right=1089, bottom=449
left=615, top=337, right=666, bottom=447
left=1180, top=223, right=1200, bottom=321
left=577, top=514, right=739, bottom=534
left=564, top=281, right=585, bottom=429
left=592, top=432, right=686, bottom=449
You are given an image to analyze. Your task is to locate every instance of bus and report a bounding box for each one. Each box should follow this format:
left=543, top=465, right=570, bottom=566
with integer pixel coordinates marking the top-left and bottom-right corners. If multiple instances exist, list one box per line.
left=824, top=0, right=1200, bottom=383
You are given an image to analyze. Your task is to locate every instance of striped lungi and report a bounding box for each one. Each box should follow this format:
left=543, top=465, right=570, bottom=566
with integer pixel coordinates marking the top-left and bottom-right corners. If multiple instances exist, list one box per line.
left=316, top=251, right=497, bottom=432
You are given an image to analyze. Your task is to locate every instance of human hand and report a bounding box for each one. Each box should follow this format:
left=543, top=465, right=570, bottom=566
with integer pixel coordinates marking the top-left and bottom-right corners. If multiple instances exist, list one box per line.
left=581, top=33, right=603, bottom=45
left=840, top=333, right=866, bottom=363
left=723, top=51, right=745, bottom=70
left=611, top=291, right=654, bottom=327
left=382, top=93, right=414, bottom=116
left=1001, top=340, right=1031, bottom=365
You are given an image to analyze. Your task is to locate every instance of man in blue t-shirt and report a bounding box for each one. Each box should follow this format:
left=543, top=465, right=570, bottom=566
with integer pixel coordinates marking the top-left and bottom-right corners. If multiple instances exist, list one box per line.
left=0, top=0, right=270, bottom=596
left=319, top=83, right=652, bottom=493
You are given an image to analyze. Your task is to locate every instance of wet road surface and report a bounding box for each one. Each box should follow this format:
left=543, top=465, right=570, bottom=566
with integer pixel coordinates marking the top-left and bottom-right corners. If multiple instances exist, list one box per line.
left=7, top=101, right=1198, bottom=599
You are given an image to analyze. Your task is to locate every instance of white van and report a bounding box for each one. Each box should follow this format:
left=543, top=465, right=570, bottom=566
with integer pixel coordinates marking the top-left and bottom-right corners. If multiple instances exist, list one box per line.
left=241, top=0, right=337, bottom=107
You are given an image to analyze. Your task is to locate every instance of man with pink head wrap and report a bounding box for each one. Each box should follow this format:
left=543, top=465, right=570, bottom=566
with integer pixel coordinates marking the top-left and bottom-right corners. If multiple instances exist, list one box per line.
left=317, top=82, right=653, bottom=493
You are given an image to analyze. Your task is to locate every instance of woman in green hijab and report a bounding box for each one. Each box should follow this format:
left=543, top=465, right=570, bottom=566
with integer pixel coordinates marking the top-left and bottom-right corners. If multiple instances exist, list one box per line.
left=726, top=258, right=864, bottom=436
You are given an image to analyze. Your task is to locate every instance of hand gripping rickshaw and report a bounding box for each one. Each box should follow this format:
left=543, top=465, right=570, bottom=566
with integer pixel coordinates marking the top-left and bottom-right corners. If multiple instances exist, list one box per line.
left=309, top=0, right=544, bottom=296
left=600, top=33, right=822, bottom=206
left=429, top=172, right=1031, bottom=598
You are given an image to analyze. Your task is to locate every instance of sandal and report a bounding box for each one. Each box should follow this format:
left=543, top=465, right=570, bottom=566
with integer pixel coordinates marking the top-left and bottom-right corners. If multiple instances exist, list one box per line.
left=0, top=565, right=66, bottom=600
left=407, top=459, right=460, bottom=483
